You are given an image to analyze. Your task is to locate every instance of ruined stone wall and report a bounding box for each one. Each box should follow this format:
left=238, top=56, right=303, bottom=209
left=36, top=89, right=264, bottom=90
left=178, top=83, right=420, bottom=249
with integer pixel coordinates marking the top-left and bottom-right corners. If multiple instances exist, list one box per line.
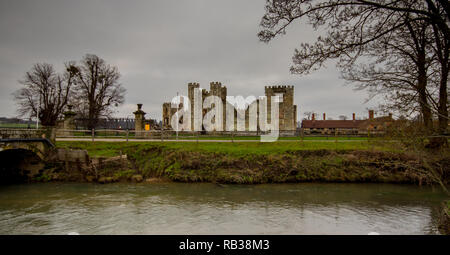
left=162, top=102, right=171, bottom=129
left=265, top=85, right=296, bottom=131
left=162, top=102, right=179, bottom=129
left=188, top=82, right=200, bottom=131
left=202, top=82, right=227, bottom=131
left=162, top=83, right=296, bottom=132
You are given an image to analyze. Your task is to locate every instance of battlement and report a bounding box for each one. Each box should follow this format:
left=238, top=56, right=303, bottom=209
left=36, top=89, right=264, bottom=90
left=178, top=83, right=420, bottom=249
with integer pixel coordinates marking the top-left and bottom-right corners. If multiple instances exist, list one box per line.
left=265, top=85, right=294, bottom=90
left=210, top=81, right=222, bottom=86
left=265, top=85, right=294, bottom=97
left=188, top=82, right=200, bottom=88
left=210, top=81, right=226, bottom=90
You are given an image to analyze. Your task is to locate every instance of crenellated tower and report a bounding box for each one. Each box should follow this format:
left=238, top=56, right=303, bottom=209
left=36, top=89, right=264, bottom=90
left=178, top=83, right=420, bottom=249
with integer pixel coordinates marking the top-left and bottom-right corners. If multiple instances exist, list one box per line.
left=265, top=85, right=296, bottom=131
left=202, top=82, right=227, bottom=131
left=161, top=82, right=296, bottom=132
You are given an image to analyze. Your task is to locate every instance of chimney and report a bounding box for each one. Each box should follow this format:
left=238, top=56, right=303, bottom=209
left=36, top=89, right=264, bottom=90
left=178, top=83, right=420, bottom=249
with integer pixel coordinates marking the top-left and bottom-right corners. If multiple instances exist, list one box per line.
left=369, top=110, right=374, bottom=120
left=352, top=113, right=356, bottom=121
left=312, top=113, right=315, bottom=121
left=323, top=113, right=326, bottom=120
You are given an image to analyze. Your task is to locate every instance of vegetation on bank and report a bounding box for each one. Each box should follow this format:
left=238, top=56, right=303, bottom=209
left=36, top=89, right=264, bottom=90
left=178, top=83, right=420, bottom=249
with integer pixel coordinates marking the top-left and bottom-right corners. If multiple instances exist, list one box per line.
left=55, top=140, right=397, bottom=157
left=167, top=135, right=370, bottom=140
left=439, top=200, right=450, bottom=235
left=52, top=141, right=449, bottom=187
left=0, top=123, right=30, bottom=128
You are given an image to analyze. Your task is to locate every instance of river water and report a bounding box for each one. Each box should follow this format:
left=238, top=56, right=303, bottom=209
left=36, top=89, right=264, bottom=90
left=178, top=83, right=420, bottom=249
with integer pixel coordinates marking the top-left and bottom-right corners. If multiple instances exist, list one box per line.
left=0, top=183, right=446, bottom=235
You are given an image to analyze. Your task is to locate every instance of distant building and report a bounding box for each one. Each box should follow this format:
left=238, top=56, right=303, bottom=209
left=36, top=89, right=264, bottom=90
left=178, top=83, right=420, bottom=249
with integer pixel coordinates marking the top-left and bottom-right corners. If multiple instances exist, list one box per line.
left=301, top=110, right=393, bottom=135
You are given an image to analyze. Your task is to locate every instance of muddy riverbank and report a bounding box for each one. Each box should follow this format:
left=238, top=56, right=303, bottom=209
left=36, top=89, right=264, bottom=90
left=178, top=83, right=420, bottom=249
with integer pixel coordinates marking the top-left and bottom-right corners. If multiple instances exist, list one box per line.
left=25, top=144, right=449, bottom=186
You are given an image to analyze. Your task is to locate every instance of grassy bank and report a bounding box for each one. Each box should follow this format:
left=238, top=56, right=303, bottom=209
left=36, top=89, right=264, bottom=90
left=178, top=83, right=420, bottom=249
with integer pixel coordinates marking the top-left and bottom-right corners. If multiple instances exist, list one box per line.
left=53, top=141, right=448, bottom=185
left=158, top=136, right=370, bottom=141
left=56, top=140, right=397, bottom=157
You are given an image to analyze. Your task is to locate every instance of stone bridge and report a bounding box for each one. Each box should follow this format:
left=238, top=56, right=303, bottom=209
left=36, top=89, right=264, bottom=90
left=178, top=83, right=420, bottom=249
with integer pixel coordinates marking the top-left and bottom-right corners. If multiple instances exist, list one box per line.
left=0, top=132, right=91, bottom=184
left=0, top=138, right=57, bottom=183
left=0, top=129, right=57, bottom=168
left=0, top=138, right=55, bottom=160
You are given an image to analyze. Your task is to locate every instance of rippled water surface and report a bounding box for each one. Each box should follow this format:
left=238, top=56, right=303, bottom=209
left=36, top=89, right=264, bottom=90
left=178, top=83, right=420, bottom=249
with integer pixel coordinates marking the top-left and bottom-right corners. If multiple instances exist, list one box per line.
left=0, top=183, right=446, bottom=234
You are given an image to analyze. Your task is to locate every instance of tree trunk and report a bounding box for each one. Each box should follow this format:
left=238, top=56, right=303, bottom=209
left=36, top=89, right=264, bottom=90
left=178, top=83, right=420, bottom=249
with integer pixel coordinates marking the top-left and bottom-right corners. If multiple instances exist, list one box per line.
left=417, top=59, right=433, bottom=130
left=87, top=94, right=97, bottom=130
left=87, top=112, right=97, bottom=130
left=437, top=66, right=448, bottom=134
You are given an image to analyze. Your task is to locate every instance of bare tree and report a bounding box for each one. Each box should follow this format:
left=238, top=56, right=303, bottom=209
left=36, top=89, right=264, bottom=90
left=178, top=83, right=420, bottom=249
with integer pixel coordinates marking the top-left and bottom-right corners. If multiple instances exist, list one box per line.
left=342, top=14, right=448, bottom=132
left=258, top=0, right=448, bottom=133
left=260, top=1, right=449, bottom=48
left=71, top=54, right=126, bottom=130
left=13, top=63, right=76, bottom=126
left=430, top=21, right=450, bottom=133
left=342, top=18, right=437, bottom=129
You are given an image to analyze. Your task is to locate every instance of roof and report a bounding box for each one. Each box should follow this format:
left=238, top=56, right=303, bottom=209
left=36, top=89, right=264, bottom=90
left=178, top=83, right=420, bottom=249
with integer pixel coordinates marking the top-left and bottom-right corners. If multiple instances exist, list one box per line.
left=302, top=116, right=393, bottom=129
left=301, top=120, right=364, bottom=129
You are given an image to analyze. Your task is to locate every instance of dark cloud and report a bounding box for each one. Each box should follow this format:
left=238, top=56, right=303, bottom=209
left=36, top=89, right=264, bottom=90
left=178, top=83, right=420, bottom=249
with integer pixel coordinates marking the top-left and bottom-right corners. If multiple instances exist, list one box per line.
left=0, top=0, right=380, bottom=121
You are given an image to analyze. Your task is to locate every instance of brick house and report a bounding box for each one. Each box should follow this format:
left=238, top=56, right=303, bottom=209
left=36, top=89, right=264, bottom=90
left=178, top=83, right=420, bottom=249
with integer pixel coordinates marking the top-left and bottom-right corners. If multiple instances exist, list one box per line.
left=301, top=110, right=393, bottom=135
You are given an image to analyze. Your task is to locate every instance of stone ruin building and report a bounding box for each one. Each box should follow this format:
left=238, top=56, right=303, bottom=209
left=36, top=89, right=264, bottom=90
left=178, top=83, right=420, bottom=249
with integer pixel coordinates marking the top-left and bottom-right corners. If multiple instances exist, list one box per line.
left=161, top=82, right=297, bottom=134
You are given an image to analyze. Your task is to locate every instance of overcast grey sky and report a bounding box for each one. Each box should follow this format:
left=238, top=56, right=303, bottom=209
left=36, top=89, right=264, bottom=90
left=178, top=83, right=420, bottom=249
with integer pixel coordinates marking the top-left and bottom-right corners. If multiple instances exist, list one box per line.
left=0, top=0, right=380, bottom=121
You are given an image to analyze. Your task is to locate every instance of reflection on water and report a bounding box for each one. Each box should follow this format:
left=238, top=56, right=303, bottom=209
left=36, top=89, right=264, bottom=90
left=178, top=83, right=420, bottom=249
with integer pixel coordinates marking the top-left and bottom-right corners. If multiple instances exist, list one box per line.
left=0, top=183, right=446, bottom=234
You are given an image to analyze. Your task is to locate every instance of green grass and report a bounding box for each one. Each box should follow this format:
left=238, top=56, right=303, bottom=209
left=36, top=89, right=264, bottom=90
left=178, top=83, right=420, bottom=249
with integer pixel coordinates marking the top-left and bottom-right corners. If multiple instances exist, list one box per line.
left=63, top=131, right=135, bottom=137
left=161, top=136, right=369, bottom=141
left=56, top=141, right=127, bottom=157
left=0, top=123, right=31, bottom=128
left=61, top=132, right=370, bottom=141
left=56, top=140, right=395, bottom=158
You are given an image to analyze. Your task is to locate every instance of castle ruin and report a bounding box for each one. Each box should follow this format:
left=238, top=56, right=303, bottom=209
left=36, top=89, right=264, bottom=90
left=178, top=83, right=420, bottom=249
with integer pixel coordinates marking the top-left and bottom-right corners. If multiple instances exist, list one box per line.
left=162, top=82, right=297, bottom=133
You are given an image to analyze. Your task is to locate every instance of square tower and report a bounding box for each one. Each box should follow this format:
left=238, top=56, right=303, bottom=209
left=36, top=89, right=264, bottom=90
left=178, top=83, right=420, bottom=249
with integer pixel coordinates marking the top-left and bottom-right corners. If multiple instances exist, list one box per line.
left=264, top=85, right=296, bottom=131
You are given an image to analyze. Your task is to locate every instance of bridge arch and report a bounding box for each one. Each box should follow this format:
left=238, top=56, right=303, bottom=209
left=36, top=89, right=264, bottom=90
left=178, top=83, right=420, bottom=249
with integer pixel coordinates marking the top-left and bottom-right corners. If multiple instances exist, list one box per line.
left=0, top=138, right=54, bottom=160
left=0, top=138, right=55, bottom=184
left=0, top=148, right=45, bottom=184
